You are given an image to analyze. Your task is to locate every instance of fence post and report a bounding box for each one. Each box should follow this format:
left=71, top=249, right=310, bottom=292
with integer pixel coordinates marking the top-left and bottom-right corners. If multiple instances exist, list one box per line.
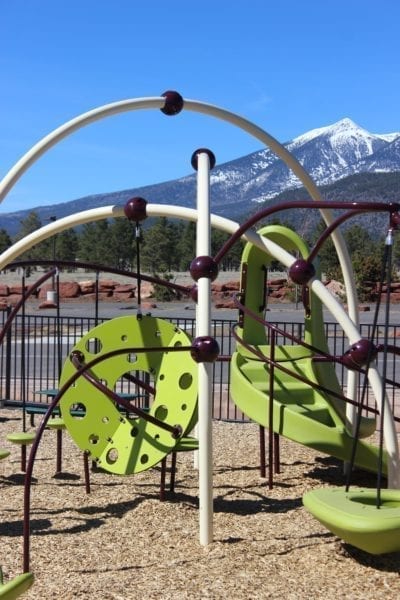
left=5, top=305, right=12, bottom=400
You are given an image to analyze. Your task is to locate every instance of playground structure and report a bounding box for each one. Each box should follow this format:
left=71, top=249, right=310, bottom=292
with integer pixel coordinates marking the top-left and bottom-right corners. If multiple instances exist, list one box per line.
left=0, top=91, right=400, bottom=595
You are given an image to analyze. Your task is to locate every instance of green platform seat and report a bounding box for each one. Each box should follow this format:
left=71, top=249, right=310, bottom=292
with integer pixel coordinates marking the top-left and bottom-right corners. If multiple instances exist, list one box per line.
left=6, top=432, right=36, bottom=472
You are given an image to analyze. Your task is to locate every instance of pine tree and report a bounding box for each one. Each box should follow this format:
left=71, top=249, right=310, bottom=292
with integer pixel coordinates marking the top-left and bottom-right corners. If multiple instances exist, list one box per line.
left=13, top=211, right=49, bottom=262
left=0, top=228, right=11, bottom=254
left=211, top=229, right=243, bottom=271
left=141, top=218, right=179, bottom=273
left=177, top=221, right=196, bottom=271
left=78, top=221, right=113, bottom=266
left=56, top=228, right=79, bottom=264
left=108, top=218, right=136, bottom=270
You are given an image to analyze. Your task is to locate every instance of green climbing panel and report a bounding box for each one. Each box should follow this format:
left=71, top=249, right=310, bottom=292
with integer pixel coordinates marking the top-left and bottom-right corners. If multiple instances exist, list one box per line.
left=59, top=315, right=198, bottom=474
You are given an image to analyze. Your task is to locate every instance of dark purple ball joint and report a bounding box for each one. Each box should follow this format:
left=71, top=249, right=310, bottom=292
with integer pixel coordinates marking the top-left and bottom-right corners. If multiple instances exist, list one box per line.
left=341, top=338, right=378, bottom=369
left=191, top=336, right=220, bottom=363
left=190, top=256, right=219, bottom=282
left=171, top=424, right=183, bottom=439
left=191, top=148, right=216, bottom=171
left=189, top=284, right=198, bottom=303
left=160, top=90, right=184, bottom=115
left=70, top=349, right=85, bottom=364
left=390, top=211, right=400, bottom=230
left=124, top=197, right=147, bottom=222
left=288, top=259, right=316, bottom=285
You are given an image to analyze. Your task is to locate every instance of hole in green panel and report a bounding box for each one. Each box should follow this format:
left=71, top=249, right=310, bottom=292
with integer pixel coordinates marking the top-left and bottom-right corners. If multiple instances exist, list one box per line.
left=106, top=448, right=118, bottom=464
left=140, top=454, right=149, bottom=464
left=69, top=403, right=86, bottom=419
left=121, top=334, right=128, bottom=342
left=86, top=337, right=102, bottom=354
left=155, top=405, right=168, bottom=421
left=179, top=373, right=193, bottom=390
left=89, top=434, right=99, bottom=445
left=131, top=426, right=139, bottom=437
left=181, top=404, right=187, bottom=411
left=127, top=353, right=137, bottom=364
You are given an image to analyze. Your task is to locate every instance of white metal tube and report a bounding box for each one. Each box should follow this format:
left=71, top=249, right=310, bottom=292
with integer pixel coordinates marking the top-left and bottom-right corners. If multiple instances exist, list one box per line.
left=195, top=151, right=213, bottom=546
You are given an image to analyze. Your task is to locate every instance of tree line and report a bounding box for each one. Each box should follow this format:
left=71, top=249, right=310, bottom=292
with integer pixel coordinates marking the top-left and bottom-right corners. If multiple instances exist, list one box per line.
left=1, top=210, right=398, bottom=302
left=0, top=211, right=244, bottom=274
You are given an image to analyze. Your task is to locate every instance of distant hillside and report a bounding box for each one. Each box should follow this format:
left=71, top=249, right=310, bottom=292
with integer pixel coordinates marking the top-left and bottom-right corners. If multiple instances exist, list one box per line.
left=1, top=117, right=399, bottom=238
left=253, top=172, right=400, bottom=240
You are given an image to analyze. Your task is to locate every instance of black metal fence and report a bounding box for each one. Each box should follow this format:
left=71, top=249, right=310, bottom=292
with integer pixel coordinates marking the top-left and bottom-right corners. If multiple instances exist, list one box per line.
left=0, top=309, right=399, bottom=422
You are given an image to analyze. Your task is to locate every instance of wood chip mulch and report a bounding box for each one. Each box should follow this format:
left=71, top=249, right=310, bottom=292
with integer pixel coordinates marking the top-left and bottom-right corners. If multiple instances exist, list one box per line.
left=1, top=409, right=400, bottom=599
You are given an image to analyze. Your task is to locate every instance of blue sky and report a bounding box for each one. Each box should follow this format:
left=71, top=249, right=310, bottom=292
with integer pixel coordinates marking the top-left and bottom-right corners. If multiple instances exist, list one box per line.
left=0, top=0, right=399, bottom=215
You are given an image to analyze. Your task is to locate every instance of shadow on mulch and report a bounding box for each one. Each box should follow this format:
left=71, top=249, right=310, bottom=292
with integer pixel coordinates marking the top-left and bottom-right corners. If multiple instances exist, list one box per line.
left=1, top=495, right=156, bottom=539
left=213, top=484, right=302, bottom=515
left=340, top=543, right=400, bottom=573
left=1, top=473, right=38, bottom=485
left=306, top=455, right=383, bottom=487
left=51, top=472, right=81, bottom=481
left=0, top=518, right=52, bottom=537
left=0, top=415, right=20, bottom=423
left=215, top=464, right=264, bottom=475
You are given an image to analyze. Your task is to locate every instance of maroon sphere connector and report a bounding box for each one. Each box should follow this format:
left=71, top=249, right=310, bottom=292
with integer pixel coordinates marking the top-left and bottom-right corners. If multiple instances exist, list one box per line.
left=288, top=259, right=316, bottom=285
left=190, top=255, right=219, bottom=282
left=191, top=148, right=216, bottom=171
left=191, top=336, right=220, bottom=363
left=171, top=425, right=183, bottom=439
left=189, top=284, right=198, bottom=303
left=70, top=349, right=85, bottom=364
left=341, top=338, right=378, bottom=370
left=160, top=90, right=184, bottom=115
left=390, top=211, right=400, bottom=230
left=124, top=197, right=147, bottom=222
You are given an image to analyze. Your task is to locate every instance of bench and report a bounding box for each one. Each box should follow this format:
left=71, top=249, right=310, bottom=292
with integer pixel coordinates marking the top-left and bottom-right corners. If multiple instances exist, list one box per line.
left=26, top=403, right=85, bottom=426
left=28, top=389, right=146, bottom=426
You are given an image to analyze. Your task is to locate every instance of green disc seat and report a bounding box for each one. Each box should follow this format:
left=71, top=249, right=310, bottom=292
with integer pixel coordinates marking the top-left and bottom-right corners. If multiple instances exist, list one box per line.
left=46, top=417, right=66, bottom=430
left=0, top=450, right=10, bottom=461
left=6, top=431, right=36, bottom=472
left=303, top=487, right=400, bottom=555
left=6, top=432, right=36, bottom=445
left=59, top=315, right=198, bottom=475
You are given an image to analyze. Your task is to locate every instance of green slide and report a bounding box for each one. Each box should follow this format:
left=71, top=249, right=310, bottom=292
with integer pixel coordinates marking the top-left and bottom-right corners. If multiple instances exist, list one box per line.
left=230, top=225, right=383, bottom=474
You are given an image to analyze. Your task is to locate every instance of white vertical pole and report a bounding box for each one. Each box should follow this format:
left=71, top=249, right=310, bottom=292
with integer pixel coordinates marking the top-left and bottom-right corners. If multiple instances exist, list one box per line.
left=195, top=151, right=213, bottom=546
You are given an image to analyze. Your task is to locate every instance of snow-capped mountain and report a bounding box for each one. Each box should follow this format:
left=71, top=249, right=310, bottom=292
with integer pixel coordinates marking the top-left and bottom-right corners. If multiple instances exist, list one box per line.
left=1, top=118, right=399, bottom=236
left=354, top=136, right=400, bottom=173
left=207, top=118, right=400, bottom=206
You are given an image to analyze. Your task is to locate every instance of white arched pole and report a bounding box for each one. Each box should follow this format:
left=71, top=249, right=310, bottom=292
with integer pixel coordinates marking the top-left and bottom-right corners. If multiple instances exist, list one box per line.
left=0, top=95, right=359, bottom=328
left=0, top=94, right=360, bottom=433
left=1, top=204, right=397, bottom=488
